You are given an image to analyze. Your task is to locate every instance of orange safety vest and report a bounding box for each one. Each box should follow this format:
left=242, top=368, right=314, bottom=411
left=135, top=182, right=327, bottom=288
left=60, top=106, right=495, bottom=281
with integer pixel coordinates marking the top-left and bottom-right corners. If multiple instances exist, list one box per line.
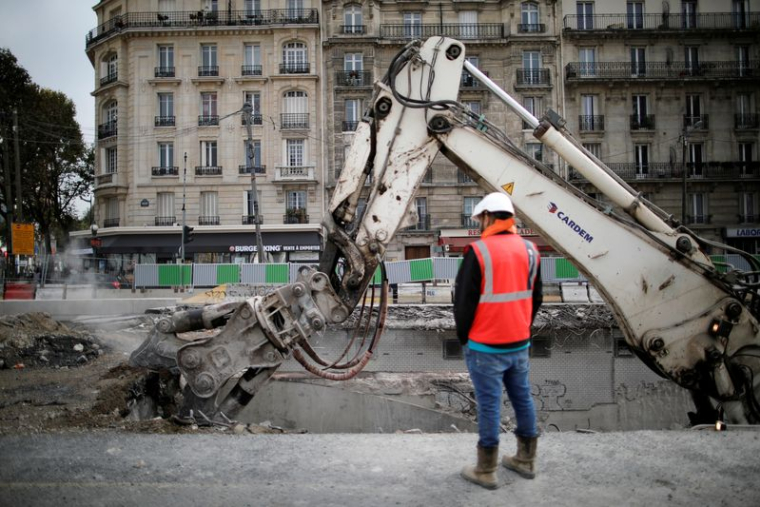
left=468, top=233, right=540, bottom=346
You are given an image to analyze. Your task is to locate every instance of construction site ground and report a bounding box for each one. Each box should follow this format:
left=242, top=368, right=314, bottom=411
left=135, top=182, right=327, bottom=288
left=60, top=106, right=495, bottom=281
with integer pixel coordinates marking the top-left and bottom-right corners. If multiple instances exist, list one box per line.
left=0, top=311, right=759, bottom=506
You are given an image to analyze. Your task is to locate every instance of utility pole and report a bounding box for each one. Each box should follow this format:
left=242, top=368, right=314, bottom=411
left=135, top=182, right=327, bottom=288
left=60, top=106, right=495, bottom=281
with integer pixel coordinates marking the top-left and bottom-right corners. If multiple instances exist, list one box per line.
left=12, top=108, right=22, bottom=222
left=243, top=102, right=266, bottom=263
left=180, top=152, right=187, bottom=264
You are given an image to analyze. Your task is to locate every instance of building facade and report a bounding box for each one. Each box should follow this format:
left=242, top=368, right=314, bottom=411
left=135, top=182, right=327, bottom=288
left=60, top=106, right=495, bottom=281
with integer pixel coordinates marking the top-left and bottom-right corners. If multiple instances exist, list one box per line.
left=83, top=0, right=760, bottom=270
left=84, top=0, right=325, bottom=267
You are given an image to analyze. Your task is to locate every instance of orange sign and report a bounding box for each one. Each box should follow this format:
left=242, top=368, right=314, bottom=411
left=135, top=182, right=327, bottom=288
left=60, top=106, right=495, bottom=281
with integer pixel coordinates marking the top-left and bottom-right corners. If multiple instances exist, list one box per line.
left=11, top=223, right=34, bottom=255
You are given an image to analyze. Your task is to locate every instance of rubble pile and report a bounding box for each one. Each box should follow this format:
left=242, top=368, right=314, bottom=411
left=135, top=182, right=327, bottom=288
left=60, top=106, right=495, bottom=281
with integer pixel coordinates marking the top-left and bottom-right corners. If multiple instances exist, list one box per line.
left=0, top=312, right=103, bottom=369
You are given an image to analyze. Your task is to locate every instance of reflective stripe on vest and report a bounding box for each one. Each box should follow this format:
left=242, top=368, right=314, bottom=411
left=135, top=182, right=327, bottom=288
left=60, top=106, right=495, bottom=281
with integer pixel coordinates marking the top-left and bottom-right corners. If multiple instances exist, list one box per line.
left=468, top=235, right=538, bottom=346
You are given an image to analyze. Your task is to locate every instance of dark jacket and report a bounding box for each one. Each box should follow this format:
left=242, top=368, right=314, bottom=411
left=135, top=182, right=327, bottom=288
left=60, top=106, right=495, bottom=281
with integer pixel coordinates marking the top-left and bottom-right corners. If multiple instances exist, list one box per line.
left=454, top=231, right=543, bottom=345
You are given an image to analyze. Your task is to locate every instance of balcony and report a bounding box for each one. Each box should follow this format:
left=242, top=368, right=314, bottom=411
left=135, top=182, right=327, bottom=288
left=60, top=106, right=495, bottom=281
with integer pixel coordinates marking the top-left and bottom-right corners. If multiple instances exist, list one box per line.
left=284, top=208, right=309, bottom=224
left=739, top=214, right=758, bottom=223
left=275, top=165, right=315, bottom=182
left=461, top=214, right=479, bottom=229
left=242, top=215, right=263, bottom=225
left=736, top=114, right=760, bottom=130
left=240, top=114, right=263, bottom=126
left=100, top=73, right=117, bottom=86
left=565, top=61, right=760, bottom=82
left=630, top=115, right=655, bottom=130
left=579, top=115, right=604, bottom=132
left=103, top=218, right=120, bottom=228
left=686, top=215, right=712, bottom=225
left=154, top=216, right=176, bottom=226
left=683, top=115, right=709, bottom=129
left=518, top=24, right=546, bottom=33
left=280, top=113, right=309, bottom=129
left=569, top=161, right=760, bottom=182
left=97, top=121, right=117, bottom=139
left=335, top=70, right=372, bottom=87
left=198, top=66, right=219, bottom=77
left=379, top=24, right=507, bottom=40
left=195, top=166, right=222, bottom=176
left=342, top=121, right=359, bottom=132
left=279, top=63, right=310, bottom=74
left=341, top=25, right=366, bottom=35
left=516, top=69, right=551, bottom=87
left=461, top=70, right=489, bottom=89
left=154, top=66, right=175, bottom=78
left=199, top=215, right=220, bottom=226
left=155, top=116, right=175, bottom=127
left=95, top=173, right=115, bottom=187
left=405, top=214, right=431, bottom=232
left=563, top=12, right=760, bottom=33
left=241, top=65, right=262, bottom=76
left=151, top=166, right=179, bottom=176
left=238, top=164, right=266, bottom=174
left=198, top=115, right=219, bottom=126
left=86, top=10, right=321, bottom=48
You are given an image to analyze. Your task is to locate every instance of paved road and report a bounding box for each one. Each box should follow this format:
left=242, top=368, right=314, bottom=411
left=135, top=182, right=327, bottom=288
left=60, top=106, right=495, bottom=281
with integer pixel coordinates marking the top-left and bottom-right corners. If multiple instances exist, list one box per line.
left=1, top=431, right=758, bottom=507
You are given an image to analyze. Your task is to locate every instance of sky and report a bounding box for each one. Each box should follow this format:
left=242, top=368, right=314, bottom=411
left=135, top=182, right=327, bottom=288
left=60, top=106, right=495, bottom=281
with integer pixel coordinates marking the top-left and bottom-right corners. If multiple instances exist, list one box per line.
left=0, top=0, right=98, bottom=144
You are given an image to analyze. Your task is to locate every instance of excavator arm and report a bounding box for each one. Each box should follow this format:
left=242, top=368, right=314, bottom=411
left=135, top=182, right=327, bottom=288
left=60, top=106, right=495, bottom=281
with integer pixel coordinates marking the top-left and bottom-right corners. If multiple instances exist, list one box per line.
left=131, top=37, right=760, bottom=426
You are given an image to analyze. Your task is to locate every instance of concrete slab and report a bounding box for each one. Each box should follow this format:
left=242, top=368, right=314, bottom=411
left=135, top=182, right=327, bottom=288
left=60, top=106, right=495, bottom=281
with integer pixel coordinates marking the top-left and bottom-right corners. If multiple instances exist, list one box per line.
left=588, top=285, right=605, bottom=303
left=0, top=431, right=757, bottom=506
left=0, top=299, right=182, bottom=319
left=561, top=282, right=590, bottom=303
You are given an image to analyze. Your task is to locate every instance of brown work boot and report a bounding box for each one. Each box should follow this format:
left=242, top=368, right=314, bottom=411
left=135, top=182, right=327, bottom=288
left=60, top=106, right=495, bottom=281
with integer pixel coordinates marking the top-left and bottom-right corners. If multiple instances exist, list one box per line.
left=461, top=445, right=499, bottom=489
left=502, top=435, right=538, bottom=479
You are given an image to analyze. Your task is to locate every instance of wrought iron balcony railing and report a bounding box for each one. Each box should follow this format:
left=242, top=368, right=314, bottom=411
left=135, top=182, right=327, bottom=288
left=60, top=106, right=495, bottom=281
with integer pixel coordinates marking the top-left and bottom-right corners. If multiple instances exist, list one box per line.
left=563, top=12, right=760, bottom=31
left=461, top=70, right=489, bottom=88
left=155, top=116, right=175, bottom=127
left=280, top=113, right=309, bottom=129
left=461, top=214, right=479, bottom=229
left=341, top=24, right=366, bottom=34
left=284, top=208, right=309, bottom=224
left=154, top=216, right=176, bottom=226
left=630, top=114, right=655, bottom=130
left=516, top=69, right=551, bottom=86
left=238, top=164, right=266, bottom=174
left=100, top=73, right=117, bottom=86
left=569, top=161, right=760, bottom=181
left=97, top=121, right=117, bottom=139
left=518, top=23, right=546, bottom=33
left=279, top=63, right=310, bottom=74
left=195, top=166, right=223, bottom=176
left=275, top=166, right=315, bottom=181
left=379, top=23, right=507, bottom=40
left=198, top=115, right=219, bottom=126
left=565, top=61, right=760, bottom=80
left=151, top=166, right=179, bottom=176
left=86, top=9, right=320, bottom=47
left=240, top=114, right=263, bottom=126
left=579, top=115, right=604, bottom=132
left=342, top=121, right=359, bottom=132
left=683, top=115, right=709, bottom=129
left=103, top=218, right=120, bottom=228
left=242, top=215, right=263, bottom=225
left=154, top=66, right=175, bottom=78
left=241, top=65, right=262, bottom=76
left=335, top=70, right=372, bottom=86
left=198, top=215, right=220, bottom=226
left=198, top=65, right=219, bottom=77
left=735, top=114, right=760, bottom=129
left=405, top=214, right=431, bottom=232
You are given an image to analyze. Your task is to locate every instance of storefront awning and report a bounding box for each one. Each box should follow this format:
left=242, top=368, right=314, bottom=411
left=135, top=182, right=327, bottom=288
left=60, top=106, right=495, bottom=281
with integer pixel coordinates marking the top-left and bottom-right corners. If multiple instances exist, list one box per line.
left=97, top=231, right=322, bottom=254
left=439, top=234, right=555, bottom=253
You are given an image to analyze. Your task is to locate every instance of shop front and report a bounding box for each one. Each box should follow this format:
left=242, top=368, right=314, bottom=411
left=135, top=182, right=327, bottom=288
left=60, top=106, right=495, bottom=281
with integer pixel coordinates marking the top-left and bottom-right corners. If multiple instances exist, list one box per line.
left=723, top=226, right=760, bottom=254
left=438, top=226, right=555, bottom=256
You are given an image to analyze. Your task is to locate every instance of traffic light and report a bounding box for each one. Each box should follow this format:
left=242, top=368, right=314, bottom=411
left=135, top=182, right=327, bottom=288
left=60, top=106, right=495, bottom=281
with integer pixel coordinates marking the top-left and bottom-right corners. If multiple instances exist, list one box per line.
left=183, top=225, right=194, bottom=243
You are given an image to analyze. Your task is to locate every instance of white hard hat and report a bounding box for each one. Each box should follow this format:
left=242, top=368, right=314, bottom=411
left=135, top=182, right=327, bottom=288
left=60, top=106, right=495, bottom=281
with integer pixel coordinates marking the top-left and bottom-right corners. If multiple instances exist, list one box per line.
left=471, top=192, right=515, bottom=220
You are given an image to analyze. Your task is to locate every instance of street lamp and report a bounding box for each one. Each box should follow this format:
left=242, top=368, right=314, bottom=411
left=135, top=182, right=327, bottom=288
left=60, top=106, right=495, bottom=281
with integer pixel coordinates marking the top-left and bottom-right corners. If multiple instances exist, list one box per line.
left=681, top=120, right=703, bottom=224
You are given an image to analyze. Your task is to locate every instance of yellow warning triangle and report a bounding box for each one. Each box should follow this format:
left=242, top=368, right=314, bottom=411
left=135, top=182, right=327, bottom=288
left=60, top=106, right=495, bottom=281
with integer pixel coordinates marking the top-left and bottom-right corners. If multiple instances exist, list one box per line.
left=502, top=182, right=514, bottom=195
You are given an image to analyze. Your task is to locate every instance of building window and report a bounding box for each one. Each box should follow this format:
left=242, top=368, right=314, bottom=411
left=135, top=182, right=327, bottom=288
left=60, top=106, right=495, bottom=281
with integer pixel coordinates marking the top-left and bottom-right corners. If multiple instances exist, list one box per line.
left=158, top=142, right=174, bottom=168
left=245, top=0, right=261, bottom=16
left=344, top=99, right=361, bottom=131
left=157, top=45, right=174, bottom=74
left=520, top=2, right=539, bottom=31
left=582, top=143, right=601, bottom=159
left=463, top=196, right=482, bottom=228
left=526, top=143, right=543, bottom=161
left=740, top=142, right=754, bottom=177
left=283, top=90, right=308, bottom=128
left=689, top=193, right=707, bottom=224
left=682, top=1, right=697, bottom=29
left=685, top=94, right=703, bottom=128
left=286, top=139, right=305, bottom=167
left=343, top=3, right=363, bottom=33
left=158, top=0, right=176, bottom=12
left=201, top=92, right=217, bottom=117
left=286, top=0, right=304, bottom=19
left=200, top=192, right=218, bottom=221
left=688, top=143, right=704, bottom=177
left=458, top=10, right=478, bottom=38
left=576, top=2, right=594, bottom=29
left=634, top=144, right=649, bottom=178
left=734, top=0, right=749, bottom=28
left=157, top=192, right=175, bottom=220
left=580, top=94, right=599, bottom=130
left=287, top=190, right=307, bottom=211
left=104, top=53, right=118, bottom=81
left=737, top=45, right=750, bottom=76
left=579, top=47, right=596, bottom=77
left=415, top=197, right=428, bottom=229
left=463, top=101, right=482, bottom=116
left=627, top=2, right=644, bottom=29
left=244, top=43, right=261, bottom=75
left=245, top=190, right=263, bottom=216
left=244, top=91, right=262, bottom=124
left=630, top=47, right=646, bottom=76
left=282, top=41, right=308, bottom=73
left=105, top=147, right=117, bottom=174
left=684, top=46, right=700, bottom=75
left=201, top=140, right=218, bottom=166
left=243, top=140, right=262, bottom=169
left=200, top=44, right=217, bottom=72
left=632, top=95, right=649, bottom=129
left=522, top=50, right=541, bottom=78
left=523, top=96, right=541, bottom=127
left=105, top=197, right=119, bottom=224
left=203, top=0, right=219, bottom=12
left=403, top=12, right=422, bottom=38
left=104, top=100, right=118, bottom=124
left=741, top=192, right=758, bottom=222
left=158, top=92, right=173, bottom=121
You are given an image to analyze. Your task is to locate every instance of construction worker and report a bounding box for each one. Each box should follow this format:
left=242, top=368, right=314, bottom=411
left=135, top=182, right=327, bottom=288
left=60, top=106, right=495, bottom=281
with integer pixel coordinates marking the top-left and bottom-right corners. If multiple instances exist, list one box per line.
left=454, top=192, right=543, bottom=490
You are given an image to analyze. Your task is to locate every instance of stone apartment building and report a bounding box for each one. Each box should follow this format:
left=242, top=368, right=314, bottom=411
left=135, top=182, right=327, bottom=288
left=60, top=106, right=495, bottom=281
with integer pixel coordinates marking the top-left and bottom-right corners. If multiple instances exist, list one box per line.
left=83, top=0, right=760, bottom=268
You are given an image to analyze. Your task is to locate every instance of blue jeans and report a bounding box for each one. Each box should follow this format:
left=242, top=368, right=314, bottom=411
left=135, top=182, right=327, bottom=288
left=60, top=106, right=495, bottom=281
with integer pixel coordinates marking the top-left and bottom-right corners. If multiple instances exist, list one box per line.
left=465, top=347, right=537, bottom=448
